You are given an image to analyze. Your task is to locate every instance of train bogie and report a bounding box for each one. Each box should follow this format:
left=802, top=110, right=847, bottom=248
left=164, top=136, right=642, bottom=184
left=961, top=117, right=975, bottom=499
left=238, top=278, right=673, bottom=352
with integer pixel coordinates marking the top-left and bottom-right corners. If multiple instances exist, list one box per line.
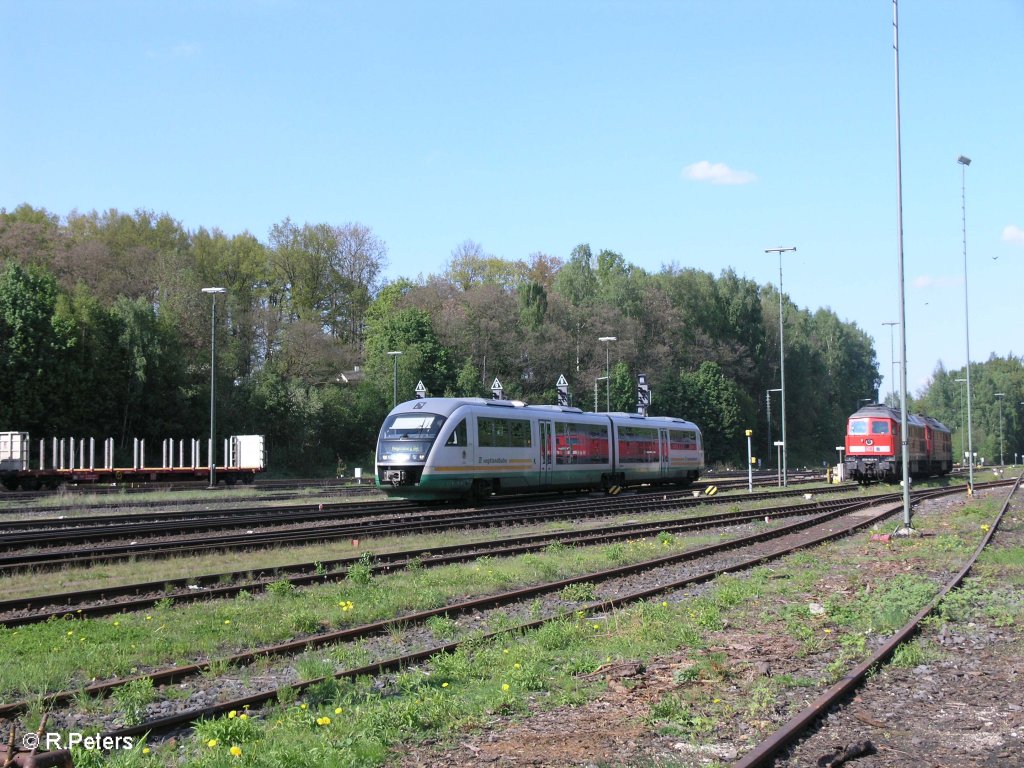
left=375, top=398, right=703, bottom=502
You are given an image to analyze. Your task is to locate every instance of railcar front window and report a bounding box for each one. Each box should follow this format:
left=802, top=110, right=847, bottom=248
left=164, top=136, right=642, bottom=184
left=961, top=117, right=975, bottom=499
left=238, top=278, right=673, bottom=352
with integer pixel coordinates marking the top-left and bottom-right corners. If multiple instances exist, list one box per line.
left=378, top=413, right=446, bottom=463
left=871, top=421, right=890, bottom=435
left=849, top=420, right=869, bottom=435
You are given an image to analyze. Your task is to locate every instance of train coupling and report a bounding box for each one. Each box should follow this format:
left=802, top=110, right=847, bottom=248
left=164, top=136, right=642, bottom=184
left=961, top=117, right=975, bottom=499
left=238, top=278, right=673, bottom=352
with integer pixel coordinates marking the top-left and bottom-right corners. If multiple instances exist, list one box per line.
left=381, top=468, right=419, bottom=486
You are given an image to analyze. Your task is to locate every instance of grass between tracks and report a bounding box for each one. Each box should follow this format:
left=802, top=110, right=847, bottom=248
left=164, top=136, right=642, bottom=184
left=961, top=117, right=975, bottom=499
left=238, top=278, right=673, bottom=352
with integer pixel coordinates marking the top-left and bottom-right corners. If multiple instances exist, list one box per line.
left=6, top=483, right=1022, bottom=767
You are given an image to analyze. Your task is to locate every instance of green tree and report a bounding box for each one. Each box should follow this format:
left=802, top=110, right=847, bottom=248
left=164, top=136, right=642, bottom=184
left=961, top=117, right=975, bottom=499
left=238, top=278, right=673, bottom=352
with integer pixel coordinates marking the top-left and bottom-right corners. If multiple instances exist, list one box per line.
left=0, top=262, right=73, bottom=432
left=668, top=361, right=745, bottom=465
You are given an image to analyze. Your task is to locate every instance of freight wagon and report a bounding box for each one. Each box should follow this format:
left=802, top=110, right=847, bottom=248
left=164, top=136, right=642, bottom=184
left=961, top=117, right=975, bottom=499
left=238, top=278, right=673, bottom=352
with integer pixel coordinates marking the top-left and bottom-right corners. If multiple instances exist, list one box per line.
left=0, top=431, right=265, bottom=490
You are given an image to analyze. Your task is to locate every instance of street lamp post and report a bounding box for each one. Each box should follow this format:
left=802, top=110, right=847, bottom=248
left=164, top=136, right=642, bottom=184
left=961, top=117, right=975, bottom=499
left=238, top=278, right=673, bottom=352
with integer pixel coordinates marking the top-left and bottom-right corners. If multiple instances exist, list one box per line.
left=598, top=336, right=616, bottom=412
left=201, top=287, right=227, bottom=488
left=765, top=247, right=796, bottom=487
left=766, top=388, right=781, bottom=472
left=959, top=154, right=975, bottom=495
left=595, top=376, right=608, bottom=412
left=387, top=351, right=403, bottom=408
left=955, top=378, right=967, bottom=463
left=882, top=321, right=899, bottom=403
left=995, top=393, right=1005, bottom=466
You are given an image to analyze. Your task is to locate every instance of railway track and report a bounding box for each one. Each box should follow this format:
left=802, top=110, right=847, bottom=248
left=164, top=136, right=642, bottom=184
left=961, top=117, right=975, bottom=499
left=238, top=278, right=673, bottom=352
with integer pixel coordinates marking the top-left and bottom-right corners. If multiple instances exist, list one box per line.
left=732, top=472, right=1023, bottom=767
left=0, top=490, right=881, bottom=626
left=0, top=479, right=1009, bottom=762
left=0, top=482, right=842, bottom=572
left=0, top=481, right=377, bottom=515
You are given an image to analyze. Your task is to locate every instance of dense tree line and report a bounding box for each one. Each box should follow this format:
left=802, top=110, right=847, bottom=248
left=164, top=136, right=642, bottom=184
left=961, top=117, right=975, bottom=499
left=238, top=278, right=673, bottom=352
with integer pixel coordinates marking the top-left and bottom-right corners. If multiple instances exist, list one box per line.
left=15, top=202, right=1007, bottom=477
left=912, top=355, right=1024, bottom=468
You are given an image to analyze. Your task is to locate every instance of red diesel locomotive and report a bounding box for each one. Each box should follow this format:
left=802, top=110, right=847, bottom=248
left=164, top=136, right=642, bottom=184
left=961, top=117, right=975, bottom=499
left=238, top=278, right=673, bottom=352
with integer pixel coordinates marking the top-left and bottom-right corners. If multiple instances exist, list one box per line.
left=844, top=404, right=952, bottom=484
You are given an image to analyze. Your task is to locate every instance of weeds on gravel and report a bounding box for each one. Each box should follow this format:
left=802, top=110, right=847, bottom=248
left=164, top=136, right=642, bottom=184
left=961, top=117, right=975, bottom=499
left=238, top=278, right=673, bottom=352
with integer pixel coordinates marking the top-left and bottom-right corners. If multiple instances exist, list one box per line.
left=938, top=577, right=1023, bottom=627
left=111, top=677, right=155, bottom=726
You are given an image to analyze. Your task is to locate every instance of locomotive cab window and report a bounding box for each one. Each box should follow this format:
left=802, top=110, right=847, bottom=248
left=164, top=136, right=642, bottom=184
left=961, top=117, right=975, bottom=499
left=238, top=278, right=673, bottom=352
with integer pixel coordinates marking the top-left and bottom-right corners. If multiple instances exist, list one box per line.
left=444, top=419, right=467, bottom=447
left=849, top=419, right=869, bottom=435
left=871, top=421, right=890, bottom=435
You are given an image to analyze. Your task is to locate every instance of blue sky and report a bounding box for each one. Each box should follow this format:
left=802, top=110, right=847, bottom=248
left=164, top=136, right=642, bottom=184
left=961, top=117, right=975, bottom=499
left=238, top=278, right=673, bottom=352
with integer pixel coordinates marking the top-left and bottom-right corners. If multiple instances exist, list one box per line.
left=2, top=1, right=1022, bottom=400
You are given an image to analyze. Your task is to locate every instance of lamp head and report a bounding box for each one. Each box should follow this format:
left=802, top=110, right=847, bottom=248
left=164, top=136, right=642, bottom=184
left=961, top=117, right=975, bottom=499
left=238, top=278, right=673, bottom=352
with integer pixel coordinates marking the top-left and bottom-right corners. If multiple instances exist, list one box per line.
left=957, top=155, right=971, bottom=166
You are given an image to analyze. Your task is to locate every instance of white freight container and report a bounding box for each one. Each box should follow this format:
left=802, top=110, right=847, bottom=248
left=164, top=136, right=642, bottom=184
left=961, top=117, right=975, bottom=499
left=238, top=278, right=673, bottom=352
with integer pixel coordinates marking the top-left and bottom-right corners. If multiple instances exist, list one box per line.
left=229, top=435, right=265, bottom=469
left=0, top=432, right=30, bottom=472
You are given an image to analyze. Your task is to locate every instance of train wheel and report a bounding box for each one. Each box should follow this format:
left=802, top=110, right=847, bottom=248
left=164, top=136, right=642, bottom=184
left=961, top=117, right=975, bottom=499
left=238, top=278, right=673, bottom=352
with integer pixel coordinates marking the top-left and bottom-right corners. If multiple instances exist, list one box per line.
left=2, top=479, right=18, bottom=491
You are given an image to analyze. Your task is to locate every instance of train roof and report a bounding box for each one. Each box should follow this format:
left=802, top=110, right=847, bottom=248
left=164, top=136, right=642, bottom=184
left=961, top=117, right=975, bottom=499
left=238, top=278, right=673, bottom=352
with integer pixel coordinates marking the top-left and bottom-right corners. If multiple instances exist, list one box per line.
left=387, top=398, right=700, bottom=431
left=848, top=404, right=949, bottom=431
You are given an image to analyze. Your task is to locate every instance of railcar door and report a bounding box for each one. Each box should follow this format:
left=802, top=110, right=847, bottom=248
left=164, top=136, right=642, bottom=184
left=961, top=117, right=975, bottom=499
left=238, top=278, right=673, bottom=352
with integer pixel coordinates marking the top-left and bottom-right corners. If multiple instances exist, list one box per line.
left=659, top=428, right=671, bottom=478
left=538, top=419, right=554, bottom=485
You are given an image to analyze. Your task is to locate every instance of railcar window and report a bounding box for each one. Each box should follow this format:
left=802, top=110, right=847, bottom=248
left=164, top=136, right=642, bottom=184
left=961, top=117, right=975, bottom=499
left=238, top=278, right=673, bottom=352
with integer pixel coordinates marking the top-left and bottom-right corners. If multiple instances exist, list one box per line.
left=555, top=422, right=609, bottom=464
left=444, top=419, right=467, bottom=447
left=478, top=417, right=532, bottom=448
left=618, top=426, right=659, bottom=463
left=871, top=421, right=890, bottom=435
left=669, top=429, right=698, bottom=451
left=849, top=420, right=868, bottom=435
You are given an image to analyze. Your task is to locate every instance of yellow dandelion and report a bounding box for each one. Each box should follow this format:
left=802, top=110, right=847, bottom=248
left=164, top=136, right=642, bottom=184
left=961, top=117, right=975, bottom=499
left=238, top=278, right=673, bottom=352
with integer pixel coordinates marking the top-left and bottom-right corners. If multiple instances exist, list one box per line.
left=146, top=616, right=152, bottom=621
left=593, top=623, right=600, bottom=630
left=334, top=707, right=343, bottom=714
left=230, top=745, right=242, bottom=757
left=442, top=682, right=449, bottom=688
left=513, top=663, right=521, bottom=670
left=300, top=703, right=308, bottom=710
left=142, top=747, right=151, bottom=755
left=316, top=716, right=331, bottom=726
left=823, top=628, right=832, bottom=634
left=239, top=714, right=248, bottom=720
left=113, top=621, right=120, bottom=627
left=502, top=683, right=510, bottom=692
left=981, top=524, right=990, bottom=531
left=503, top=648, right=509, bottom=654
left=228, top=710, right=237, bottom=719
left=662, top=601, right=668, bottom=607
left=67, top=630, right=74, bottom=636
left=224, top=619, right=231, bottom=625
left=207, top=739, right=218, bottom=748
left=713, top=698, right=721, bottom=704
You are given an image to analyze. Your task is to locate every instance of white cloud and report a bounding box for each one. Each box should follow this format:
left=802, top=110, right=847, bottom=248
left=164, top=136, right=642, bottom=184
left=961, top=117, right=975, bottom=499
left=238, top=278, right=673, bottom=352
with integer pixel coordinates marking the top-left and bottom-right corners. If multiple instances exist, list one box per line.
left=682, top=161, right=757, bottom=185
left=1002, top=224, right=1024, bottom=245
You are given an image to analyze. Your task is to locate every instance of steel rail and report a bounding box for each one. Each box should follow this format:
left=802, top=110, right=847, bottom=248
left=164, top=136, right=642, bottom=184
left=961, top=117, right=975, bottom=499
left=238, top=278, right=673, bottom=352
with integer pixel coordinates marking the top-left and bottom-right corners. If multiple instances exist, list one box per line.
left=87, top=487, right=961, bottom=745
left=730, top=472, right=1023, bottom=768
left=0, top=495, right=865, bottom=626
left=0, top=486, right=964, bottom=722
left=0, top=483, right=835, bottom=572
left=0, top=500, right=412, bottom=539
